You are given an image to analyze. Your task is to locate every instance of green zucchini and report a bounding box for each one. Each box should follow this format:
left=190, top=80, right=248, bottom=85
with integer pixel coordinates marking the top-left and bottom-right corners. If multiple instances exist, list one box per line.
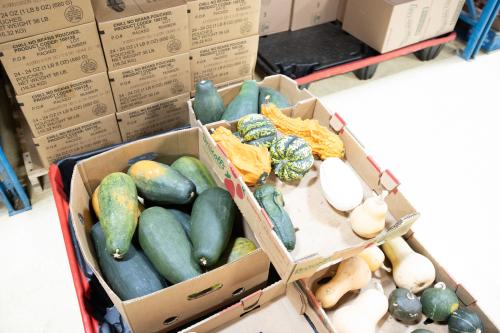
left=91, top=223, right=166, bottom=300
left=254, top=184, right=296, bottom=251
left=190, top=187, right=236, bottom=267
left=171, top=156, right=217, bottom=195
left=139, top=207, right=201, bottom=284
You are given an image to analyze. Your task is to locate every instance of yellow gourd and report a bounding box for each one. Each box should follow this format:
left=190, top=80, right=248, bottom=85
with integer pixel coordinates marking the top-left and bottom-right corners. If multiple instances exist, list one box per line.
left=261, top=101, right=344, bottom=160
left=315, top=256, right=372, bottom=309
left=211, top=127, right=272, bottom=186
left=358, top=246, right=391, bottom=272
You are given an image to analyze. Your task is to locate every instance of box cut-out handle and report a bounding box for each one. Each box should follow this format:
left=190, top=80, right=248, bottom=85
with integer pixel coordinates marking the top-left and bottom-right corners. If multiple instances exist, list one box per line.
left=187, top=283, right=223, bottom=300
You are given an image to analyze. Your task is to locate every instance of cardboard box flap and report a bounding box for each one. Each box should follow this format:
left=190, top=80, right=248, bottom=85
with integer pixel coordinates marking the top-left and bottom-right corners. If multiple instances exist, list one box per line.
left=92, top=0, right=186, bottom=22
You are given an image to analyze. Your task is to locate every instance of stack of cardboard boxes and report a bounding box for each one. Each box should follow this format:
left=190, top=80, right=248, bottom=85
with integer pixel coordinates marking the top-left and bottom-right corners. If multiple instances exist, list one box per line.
left=0, top=0, right=122, bottom=168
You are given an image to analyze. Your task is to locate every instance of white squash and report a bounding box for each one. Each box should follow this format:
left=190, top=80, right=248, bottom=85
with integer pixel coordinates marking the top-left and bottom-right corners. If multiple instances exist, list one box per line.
left=320, top=158, right=364, bottom=211
left=382, top=237, right=436, bottom=293
left=349, top=192, right=387, bottom=238
left=315, top=256, right=371, bottom=309
left=358, top=246, right=391, bottom=272
left=332, top=286, right=388, bottom=333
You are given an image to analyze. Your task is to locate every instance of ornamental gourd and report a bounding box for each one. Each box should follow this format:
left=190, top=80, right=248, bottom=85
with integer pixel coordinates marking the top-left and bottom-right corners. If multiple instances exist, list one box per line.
left=269, top=135, right=314, bottom=182
left=211, top=127, right=272, bottom=186
left=350, top=192, right=388, bottom=238
left=331, top=286, right=388, bottom=333
left=261, top=100, right=344, bottom=159
left=382, top=237, right=436, bottom=293
left=237, top=114, right=277, bottom=147
left=315, top=256, right=372, bottom=309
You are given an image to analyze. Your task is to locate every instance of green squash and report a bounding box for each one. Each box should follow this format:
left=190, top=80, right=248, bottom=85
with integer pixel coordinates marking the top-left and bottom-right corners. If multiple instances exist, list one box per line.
left=259, top=86, right=291, bottom=109
left=388, top=288, right=422, bottom=324
left=171, top=156, right=217, bottom=195
left=221, top=80, right=259, bottom=121
left=237, top=114, right=277, bottom=148
left=421, top=283, right=460, bottom=322
left=269, top=135, right=314, bottom=182
left=411, top=330, right=434, bottom=333
left=448, top=308, right=484, bottom=333
left=227, top=237, right=257, bottom=263
left=193, top=80, right=225, bottom=124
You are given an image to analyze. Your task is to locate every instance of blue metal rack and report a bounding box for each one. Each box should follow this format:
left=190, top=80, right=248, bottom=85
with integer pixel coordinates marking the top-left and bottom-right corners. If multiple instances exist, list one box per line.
left=0, top=144, right=31, bottom=216
left=459, top=0, right=500, bottom=60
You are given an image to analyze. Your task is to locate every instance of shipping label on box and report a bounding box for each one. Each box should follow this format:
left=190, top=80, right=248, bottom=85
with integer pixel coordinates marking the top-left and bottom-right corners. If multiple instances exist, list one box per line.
left=290, top=0, right=339, bottom=31
left=109, top=53, right=191, bottom=112
left=17, top=72, right=116, bottom=137
left=188, top=0, right=260, bottom=49
left=0, top=22, right=107, bottom=95
left=33, top=114, right=122, bottom=168
left=260, top=0, right=293, bottom=35
left=97, top=4, right=190, bottom=71
left=0, top=0, right=95, bottom=44
left=189, top=35, right=258, bottom=91
left=117, top=93, right=190, bottom=142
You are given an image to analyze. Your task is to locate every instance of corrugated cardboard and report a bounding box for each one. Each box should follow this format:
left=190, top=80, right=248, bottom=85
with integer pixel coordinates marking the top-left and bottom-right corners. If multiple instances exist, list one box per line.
left=0, top=22, right=107, bottom=95
left=117, top=93, right=190, bottom=142
left=188, top=0, right=260, bottom=49
left=189, top=36, right=259, bottom=91
left=199, top=97, right=420, bottom=283
left=17, top=72, right=116, bottom=137
left=69, top=127, right=270, bottom=333
left=188, top=74, right=315, bottom=126
left=109, top=53, right=191, bottom=112
left=33, top=114, right=122, bottom=168
left=259, top=0, right=293, bottom=36
left=92, top=0, right=190, bottom=71
left=343, top=0, right=464, bottom=53
left=337, top=0, right=348, bottom=21
left=0, top=0, right=95, bottom=44
left=290, top=0, right=339, bottom=31
left=302, top=234, right=499, bottom=333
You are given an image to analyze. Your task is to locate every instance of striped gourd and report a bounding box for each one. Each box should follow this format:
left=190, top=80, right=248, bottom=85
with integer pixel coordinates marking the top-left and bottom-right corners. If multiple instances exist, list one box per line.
left=269, top=135, right=314, bottom=182
left=237, top=114, right=277, bottom=148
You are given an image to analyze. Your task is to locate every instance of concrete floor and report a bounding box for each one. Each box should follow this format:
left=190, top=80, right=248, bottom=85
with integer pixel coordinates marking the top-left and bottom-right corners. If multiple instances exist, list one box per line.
left=1, top=42, right=499, bottom=332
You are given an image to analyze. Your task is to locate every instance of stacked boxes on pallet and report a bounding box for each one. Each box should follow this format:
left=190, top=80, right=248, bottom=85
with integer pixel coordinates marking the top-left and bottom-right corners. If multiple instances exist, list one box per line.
left=0, top=0, right=122, bottom=168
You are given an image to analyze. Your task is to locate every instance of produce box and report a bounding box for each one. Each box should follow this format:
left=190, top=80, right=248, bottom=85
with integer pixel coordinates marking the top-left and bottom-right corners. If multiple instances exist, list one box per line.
left=259, top=0, right=293, bottom=36
left=0, top=22, right=107, bottom=95
left=290, top=0, right=339, bottom=31
left=17, top=72, right=116, bottom=137
left=117, top=93, right=190, bottom=142
left=188, top=74, right=315, bottom=126
left=300, top=233, right=499, bottom=332
left=92, top=0, right=189, bottom=71
left=109, top=53, right=191, bottom=112
left=0, top=0, right=95, bottom=44
left=343, top=0, right=464, bottom=53
left=189, top=35, right=259, bottom=92
left=33, top=113, right=122, bottom=168
left=187, top=0, right=260, bottom=49
left=69, top=127, right=271, bottom=333
left=181, top=281, right=323, bottom=332
left=199, top=97, right=420, bottom=283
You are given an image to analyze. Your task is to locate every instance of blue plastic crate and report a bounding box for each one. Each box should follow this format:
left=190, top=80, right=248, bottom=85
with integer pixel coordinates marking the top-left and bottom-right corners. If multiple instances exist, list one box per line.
left=0, top=145, right=31, bottom=216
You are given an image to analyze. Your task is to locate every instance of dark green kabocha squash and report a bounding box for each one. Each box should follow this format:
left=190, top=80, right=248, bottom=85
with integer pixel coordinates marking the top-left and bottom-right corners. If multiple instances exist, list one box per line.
left=421, top=283, right=460, bottom=322
left=448, top=308, right=484, bottom=333
left=388, top=288, right=422, bottom=324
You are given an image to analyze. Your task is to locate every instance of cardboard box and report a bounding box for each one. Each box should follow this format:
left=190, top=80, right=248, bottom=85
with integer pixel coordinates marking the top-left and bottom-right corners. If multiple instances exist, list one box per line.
left=337, top=0, right=348, bottom=22
left=182, top=282, right=324, bottom=332
left=0, top=22, right=107, bottom=95
left=199, top=96, right=420, bottom=283
left=188, top=74, right=315, bottom=126
left=17, top=72, right=116, bottom=137
left=92, top=0, right=190, bottom=71
left=109, top=53, right=191, bottom=112
left=188, top=0, right=260, bottom=49
left=0, top=0, right=95, bottom=44
left=290, top=0, right=339, bottom=31
left=302, top=233, right=499, bottom=333
left=33, top=114, right=122, bottom=168
left=259, top=0, right=293, bottom=35
left=69, top=127, right=270, bottom=333
left=343, top=0, right=464, bottom=53
left=117, top=93, right=190, bottom=142
left=189, top=36, right=259, bottom=92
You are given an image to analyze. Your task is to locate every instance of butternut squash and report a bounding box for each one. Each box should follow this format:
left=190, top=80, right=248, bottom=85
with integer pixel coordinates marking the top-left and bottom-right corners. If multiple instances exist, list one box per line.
left=315, top=256, right=371, bottom=309
left=261, top=101, right=344, bottom=160
left=211, top=127, right=272, bottom=186
left=382, top=237, right=436, bottom=293
left=358, top=246, right=391, bottom=272
left=350, top=192, right=388, bottom=238
left=332, top=285, right=388, bottom=333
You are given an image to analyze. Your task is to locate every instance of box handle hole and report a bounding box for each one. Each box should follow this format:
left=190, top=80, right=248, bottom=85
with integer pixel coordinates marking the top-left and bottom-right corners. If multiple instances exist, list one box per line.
left=240, top=305, right=261, bottom=317
left=187, top=283, right=223, bottom=300
left=232, top=287, right=245, bottom=296
left=163, top=316, right=178, bottom=326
